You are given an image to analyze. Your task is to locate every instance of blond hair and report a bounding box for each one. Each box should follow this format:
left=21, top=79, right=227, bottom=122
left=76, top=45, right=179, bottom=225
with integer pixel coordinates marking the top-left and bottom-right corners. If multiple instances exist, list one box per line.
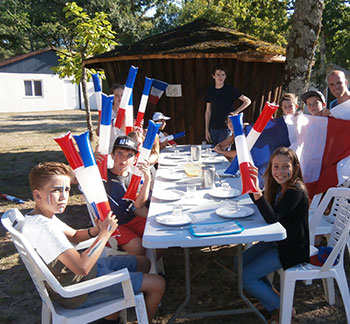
left=29, top=162, right=73, bottom=191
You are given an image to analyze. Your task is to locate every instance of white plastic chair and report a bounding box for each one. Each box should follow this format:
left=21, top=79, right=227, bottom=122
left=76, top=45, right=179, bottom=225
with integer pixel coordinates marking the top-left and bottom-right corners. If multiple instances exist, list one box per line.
left=278, top=187, right=350, bottom=324
left=309, top=188, right=350, bottom=254
left=1, top=208, right=148, bottom=324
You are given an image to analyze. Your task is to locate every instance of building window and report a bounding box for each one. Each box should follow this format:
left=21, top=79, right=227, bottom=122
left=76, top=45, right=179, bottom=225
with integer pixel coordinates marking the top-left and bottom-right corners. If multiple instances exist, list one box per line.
left=24, top=80, right=42, bottom=97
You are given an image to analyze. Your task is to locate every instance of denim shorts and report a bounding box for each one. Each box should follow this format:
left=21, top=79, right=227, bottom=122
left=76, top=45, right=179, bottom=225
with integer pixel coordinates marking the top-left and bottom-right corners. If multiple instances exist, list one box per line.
left=78, top=255, right=143, bottom=308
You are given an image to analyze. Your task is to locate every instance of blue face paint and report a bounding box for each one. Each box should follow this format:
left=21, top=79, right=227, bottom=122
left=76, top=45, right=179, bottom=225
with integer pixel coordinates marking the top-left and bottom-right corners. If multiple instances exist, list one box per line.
left=287, top=171, right=291, bottom=178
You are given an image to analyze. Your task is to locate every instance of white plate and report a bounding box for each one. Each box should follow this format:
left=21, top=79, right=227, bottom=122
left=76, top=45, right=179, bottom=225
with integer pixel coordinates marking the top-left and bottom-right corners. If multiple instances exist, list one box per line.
left=201, top=157, right=227, bottom=164
left=201, top=152, right=219, bottom=158
left=158, top=159, right=181, bottom=166
left=159, top=172, right=186, bottom=181
left=152, top=189, right=185, bottom=201
left=155, top=213, right=193, bottom=226
left=216, top=206, right=254, bottom=219
left=166, top=153, right=186, bottom=159
left=216, top=170, right=234, bottom=177
left=208, top=188, right=240, bottom=198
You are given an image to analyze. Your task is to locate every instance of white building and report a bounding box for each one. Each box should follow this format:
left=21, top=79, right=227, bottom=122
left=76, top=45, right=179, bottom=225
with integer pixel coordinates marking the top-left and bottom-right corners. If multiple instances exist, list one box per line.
left=0, top=47, right=97, bottom=113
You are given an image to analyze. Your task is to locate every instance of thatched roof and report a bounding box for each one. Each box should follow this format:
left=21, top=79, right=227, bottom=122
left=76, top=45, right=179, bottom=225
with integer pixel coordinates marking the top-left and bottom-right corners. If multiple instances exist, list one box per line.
left=85, top=19, right=285, bottom=65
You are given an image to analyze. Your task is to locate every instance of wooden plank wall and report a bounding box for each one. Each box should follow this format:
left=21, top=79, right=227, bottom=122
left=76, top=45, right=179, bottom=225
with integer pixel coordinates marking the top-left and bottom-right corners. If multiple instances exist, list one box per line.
left=101, top=58, right=284, bottom=144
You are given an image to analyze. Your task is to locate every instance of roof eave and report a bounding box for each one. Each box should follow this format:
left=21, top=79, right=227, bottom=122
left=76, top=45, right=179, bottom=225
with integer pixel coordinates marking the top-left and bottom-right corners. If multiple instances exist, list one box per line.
left=84, top=52, right=285, bottom=66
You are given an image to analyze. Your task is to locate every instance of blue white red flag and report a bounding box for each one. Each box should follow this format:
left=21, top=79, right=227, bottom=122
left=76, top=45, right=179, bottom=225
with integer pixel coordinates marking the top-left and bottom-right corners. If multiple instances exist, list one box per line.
left=149, top=79, right=168, bottom=105
left=246, top=114, right=350, bottom=198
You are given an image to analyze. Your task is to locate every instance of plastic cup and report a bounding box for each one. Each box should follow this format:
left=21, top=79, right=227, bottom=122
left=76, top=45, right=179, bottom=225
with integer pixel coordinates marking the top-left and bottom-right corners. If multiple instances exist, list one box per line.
left=191, top=145, right=201, bottom=161
left=225, top=200, right=238, bottom=212
left=221, top=182, right=231, bottom=191
left=172, top=205, right=183, bottom=217
left=186, top=184, right=196, bottom=198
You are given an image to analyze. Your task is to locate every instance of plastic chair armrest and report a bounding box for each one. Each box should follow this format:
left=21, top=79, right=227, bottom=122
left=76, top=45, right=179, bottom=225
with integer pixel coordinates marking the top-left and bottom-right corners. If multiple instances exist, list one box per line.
left=52, top=268, right=131, bottom=298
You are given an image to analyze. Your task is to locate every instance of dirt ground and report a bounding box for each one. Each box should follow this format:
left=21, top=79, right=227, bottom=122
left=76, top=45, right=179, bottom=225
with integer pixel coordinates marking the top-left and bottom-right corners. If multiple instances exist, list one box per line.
left=0, top=110, right=349, bottom=324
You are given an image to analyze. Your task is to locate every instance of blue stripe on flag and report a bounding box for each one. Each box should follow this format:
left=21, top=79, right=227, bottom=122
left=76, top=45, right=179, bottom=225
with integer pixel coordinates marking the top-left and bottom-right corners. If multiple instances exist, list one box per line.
left=143, top=77, right=153, bottom=95
left=230, top=114, right=244, bottom=137
left=101, top=94, right=113, bottom=125
left=74, top=131, right=96, bottom=167
left=151, top=79, right=168, bottom=91
left=143, top=120, right=161, bottom=149
left=173, top=131, right=185, bottom=139
left=92, top=73, right=101, bottom=92
left=226, top=117, right=290, bottom=185
left=125, top=66, right=138, bottom=88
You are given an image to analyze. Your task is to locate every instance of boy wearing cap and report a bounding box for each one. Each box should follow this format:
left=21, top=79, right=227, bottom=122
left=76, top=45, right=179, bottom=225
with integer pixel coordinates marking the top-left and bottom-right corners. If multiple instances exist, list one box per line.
left=105, top=136, right=151, bottom=256
left=152, top=112, right=171, bottom=150
left=300, top=90, right=329, bottom=116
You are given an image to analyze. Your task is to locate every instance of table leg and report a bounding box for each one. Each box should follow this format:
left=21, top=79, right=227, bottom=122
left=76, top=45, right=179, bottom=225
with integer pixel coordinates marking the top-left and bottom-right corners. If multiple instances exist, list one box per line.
left=146, top=248, right=158, bottom=274
left=167, top=248, right=191, bottom=324
left=167, top=245, right=267, bottom=324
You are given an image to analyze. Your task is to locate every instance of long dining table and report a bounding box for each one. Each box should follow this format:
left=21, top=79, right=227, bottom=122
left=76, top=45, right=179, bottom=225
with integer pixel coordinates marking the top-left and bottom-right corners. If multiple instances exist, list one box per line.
left=142, top=145, right=287, bottom=323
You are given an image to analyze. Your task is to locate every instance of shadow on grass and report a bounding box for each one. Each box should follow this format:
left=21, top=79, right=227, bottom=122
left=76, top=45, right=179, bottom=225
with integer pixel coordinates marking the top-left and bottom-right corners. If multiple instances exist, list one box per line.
left=0, top=150, right=69, bottom=199
left=0, top=112, right=98, bottom=134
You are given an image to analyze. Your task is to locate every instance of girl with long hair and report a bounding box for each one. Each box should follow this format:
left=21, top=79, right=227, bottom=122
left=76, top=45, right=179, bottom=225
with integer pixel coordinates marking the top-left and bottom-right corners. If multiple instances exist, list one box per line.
left=242, top=147, right=309, bottom=323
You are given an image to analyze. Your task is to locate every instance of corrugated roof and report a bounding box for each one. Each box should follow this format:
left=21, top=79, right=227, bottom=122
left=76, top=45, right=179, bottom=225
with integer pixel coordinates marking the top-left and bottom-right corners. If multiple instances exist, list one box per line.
left=85, top=19, right=285, bottom=65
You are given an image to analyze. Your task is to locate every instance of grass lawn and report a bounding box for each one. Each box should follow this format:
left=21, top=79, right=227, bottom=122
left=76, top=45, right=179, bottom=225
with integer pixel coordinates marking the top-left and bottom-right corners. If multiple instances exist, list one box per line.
left=0, top=110, right=349, bottom=324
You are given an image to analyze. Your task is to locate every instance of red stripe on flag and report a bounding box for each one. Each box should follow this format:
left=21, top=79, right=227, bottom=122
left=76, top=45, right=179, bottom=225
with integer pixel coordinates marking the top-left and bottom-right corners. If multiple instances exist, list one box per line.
left=123, top=175, right=142, bottom=202
left=135, top=112, right=145, bottom=127
left=307, top=118, right=350, bottom=198
left=239, top=162, right=259, bottom=194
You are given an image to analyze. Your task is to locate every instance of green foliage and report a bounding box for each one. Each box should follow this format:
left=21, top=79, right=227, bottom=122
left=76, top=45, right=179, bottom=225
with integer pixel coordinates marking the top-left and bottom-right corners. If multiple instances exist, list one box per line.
left=53, top=2, right=117, bottom=84
left=0, top=0, right=348, bottom=73
left=103, top=0, right=170, bottom=44
left=0, top=0, right=31, bottom=59
left=173, top=0, right=291, bottom=47
left=322, top=0, right=350, bottom=69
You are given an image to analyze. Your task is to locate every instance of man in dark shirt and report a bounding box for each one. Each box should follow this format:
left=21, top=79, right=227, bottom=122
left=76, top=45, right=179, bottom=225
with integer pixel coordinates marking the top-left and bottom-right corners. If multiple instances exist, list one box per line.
left=205, top=66, right=251, bottom=146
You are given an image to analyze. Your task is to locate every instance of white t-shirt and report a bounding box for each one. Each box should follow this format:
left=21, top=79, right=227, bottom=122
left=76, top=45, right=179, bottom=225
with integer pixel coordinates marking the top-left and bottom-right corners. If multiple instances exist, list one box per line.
left=22, top=214, right=73, bottom=264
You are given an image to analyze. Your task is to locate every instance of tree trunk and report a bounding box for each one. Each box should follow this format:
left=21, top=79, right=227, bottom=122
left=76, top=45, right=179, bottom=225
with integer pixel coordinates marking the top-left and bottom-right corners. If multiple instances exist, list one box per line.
left=317, top=30, right=327, bottom=93
left=282, top=0, right=324, bottom=97
left=81, top=66, right=94, bottom=141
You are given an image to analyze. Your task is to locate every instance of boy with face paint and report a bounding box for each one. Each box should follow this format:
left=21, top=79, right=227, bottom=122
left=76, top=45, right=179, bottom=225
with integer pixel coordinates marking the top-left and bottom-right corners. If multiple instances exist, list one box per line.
left=22, top=162, right=165, bottom=323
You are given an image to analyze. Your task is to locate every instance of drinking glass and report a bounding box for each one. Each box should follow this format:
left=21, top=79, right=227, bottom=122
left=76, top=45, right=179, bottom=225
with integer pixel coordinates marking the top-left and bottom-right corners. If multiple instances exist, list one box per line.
left=221, top=182, right=231, bottom=191
left=186, top=184, right=196, bottom=198
left=172, top=205, right=183, bottom=217
left=225, top=200, right=238, bottom=212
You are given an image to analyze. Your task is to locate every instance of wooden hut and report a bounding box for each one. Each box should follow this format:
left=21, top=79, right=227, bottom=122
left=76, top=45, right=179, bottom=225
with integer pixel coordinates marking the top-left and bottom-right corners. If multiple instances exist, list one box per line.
left=85, top=19, right=286, bottom=144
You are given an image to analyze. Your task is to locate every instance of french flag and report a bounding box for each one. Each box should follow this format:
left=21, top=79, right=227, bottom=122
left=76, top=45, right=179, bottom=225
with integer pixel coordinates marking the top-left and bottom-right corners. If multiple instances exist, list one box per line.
left=135, top=77, right=153, bottom=127
left=149, top=79, right=168, bottom=105
left=330, top=99, right=350, bottom=120
left=245, top=114, right=350, bottom=199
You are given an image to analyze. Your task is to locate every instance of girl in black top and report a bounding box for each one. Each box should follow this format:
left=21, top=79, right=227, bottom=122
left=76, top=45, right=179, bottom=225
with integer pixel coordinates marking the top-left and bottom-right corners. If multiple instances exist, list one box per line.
left=242, top=147, right=309, bottom=321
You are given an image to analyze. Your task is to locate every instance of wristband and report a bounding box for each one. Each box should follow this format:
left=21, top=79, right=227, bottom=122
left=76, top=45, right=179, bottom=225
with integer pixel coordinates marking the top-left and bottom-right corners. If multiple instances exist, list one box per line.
left=87, top=228, right=96, bottom=238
